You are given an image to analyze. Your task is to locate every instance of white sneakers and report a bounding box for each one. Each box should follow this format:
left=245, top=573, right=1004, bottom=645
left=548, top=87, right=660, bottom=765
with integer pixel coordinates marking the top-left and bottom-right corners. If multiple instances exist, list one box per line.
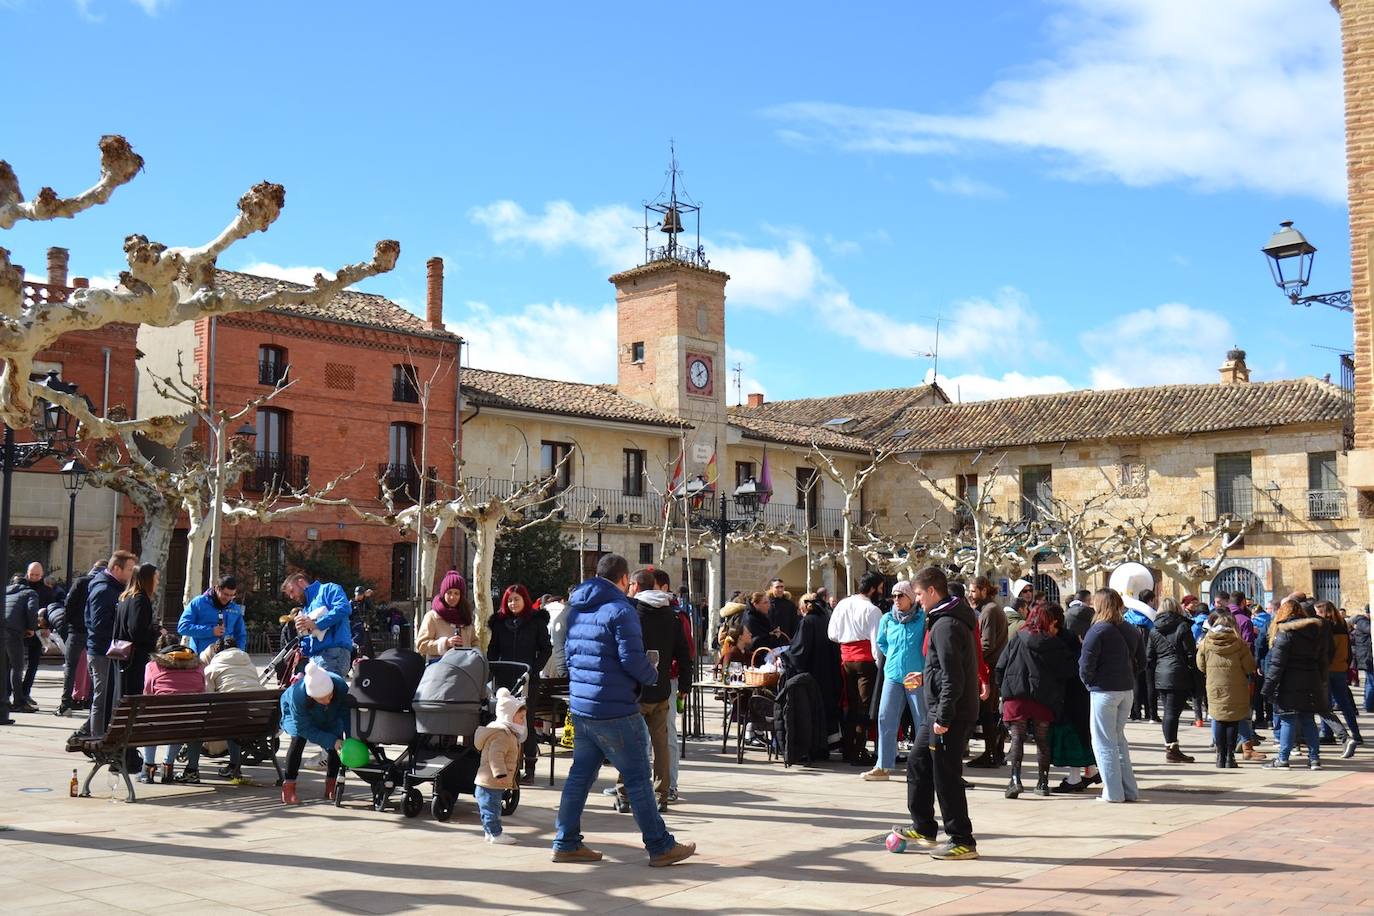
left=861, top=767, right=890, bottom=781
left=486, top=832, right=517, bottom=845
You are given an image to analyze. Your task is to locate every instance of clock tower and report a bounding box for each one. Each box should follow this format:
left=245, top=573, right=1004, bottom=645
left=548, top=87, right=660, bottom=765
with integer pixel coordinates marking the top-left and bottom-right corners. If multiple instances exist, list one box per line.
left=612, top=152, right=729, bottom=437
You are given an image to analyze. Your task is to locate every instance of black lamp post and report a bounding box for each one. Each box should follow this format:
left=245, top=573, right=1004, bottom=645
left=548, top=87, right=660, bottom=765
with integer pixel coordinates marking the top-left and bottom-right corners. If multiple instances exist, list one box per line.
left=589, top=505, right=607, bottom=554
left=60, top=457, right=87, bottom=585
left=686, top=481, right=761, bottom=613
left=1262, top=220, right=1353, bottom=312
left=1, top=372, right=79, bottom=584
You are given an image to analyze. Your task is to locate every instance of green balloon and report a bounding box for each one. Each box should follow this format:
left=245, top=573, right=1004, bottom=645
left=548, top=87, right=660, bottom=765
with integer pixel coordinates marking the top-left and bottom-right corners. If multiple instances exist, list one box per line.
left=339, top=737, right=370, bottom=769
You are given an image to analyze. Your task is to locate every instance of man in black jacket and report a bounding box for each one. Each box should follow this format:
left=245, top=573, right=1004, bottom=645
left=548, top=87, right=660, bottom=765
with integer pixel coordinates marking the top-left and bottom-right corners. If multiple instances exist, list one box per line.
left=4, top=576, right=40, bottom=715
left=894, top=566, right=980, bottom=860
left=766, top=578, right=799, bottom=642
left=616, top=567, right=692, bottom=812
left=55, top=561, right=104, bottom=716
left=86, top=549, right=137, bottom=737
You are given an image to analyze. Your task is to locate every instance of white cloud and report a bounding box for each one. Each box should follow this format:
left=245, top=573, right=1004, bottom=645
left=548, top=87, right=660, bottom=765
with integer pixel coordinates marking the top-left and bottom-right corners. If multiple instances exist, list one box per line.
left=468, top=200, right=641, bottom=270
left=235, top=261, right=336, bottom=286
left=928, top=175, right=1005, bottom=200
left=713, top=240, right=822, bottom=312
left=927, top=369, right=1075, bottom=402
left=1080, top=302, right=1235, bottom=389
left=725, top=345, right=768, bottom=403
left=129, top=0, right=172, bottom=12
left=767, top=0, right=1345, bottom=201
left=452, top=300, right=616, bottom=385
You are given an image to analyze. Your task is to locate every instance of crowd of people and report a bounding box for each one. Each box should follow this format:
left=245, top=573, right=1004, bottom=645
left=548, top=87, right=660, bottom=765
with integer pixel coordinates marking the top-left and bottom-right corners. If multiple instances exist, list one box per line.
left=10, top=544, right=1370, bottom=867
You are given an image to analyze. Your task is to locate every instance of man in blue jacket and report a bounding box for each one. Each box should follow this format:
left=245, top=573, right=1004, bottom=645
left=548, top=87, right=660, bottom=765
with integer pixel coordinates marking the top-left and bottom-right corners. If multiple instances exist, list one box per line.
left=281, top=572, right=353, bottom=677
left=178, top=575, right=248, bottom=654
left=552, top=553, right=695, bottom=867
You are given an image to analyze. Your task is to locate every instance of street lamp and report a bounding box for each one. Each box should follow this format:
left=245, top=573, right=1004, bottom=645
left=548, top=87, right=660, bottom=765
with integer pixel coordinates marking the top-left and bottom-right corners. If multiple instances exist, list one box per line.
left=684, top=481, right=760, bottom=613
left=60, top=458, right=87, bottom=585
left=1262, top=220, right=1353, bottom=312
left=589, top=505, right=607, bottom=554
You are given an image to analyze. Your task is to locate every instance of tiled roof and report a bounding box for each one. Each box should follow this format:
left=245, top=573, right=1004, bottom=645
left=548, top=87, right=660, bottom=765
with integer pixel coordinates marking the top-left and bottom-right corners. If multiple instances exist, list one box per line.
left=728, top=410, right=874, bottom=453
left=215, top=270, right=453, bottom=339
left=889, top=378, right=1349, bottom=452
left=461, top=368, right=684, bottom=428
left=740, top=384, right=948, bottom=439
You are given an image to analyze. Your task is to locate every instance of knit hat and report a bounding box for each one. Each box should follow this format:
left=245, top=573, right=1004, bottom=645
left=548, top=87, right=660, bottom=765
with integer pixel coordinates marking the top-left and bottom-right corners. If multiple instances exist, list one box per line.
left=494, top=687, right=526, bottom=740
left=303, top=660, right=334, bottom=700
left=891, top=580, right=919, bottom=604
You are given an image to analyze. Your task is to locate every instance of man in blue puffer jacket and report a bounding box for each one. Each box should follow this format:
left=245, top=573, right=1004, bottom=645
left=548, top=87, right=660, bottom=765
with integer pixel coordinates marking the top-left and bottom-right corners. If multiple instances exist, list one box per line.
left=178, top=575, right=248, bottom=655
left=552, top=553, right=695, bottom=868
left=281, top=572, right=353, bottom=677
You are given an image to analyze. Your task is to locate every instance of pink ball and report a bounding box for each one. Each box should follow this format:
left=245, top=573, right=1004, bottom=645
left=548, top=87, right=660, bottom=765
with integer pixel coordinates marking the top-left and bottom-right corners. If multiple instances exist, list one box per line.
left=885, top=832, right=907, bottom=853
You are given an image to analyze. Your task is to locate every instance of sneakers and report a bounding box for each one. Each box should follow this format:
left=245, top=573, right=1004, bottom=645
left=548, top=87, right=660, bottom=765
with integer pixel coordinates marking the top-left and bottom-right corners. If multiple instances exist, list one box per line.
left=648, top=841, right=697, bottom=867
left=229, top=775, right=255, bottom=787
left=1309, top=759, right=1323, bottom=770
left=860, top=767, right=889, bottom=782
left=667, top=788, right=681, bottom=803
left=929, top=841, right=979, bottom=860
left=891, top=826, right=939, bottom=848
left=1193, top=718, right=1206, bottom=727
left=965, top=752, right=997, bottom=769
left=175, top=769, right=200, bottom=785
left=1343, top=738, right=1358, bottom=759
left=486, top=832, right=517, bottom=845
left=1263, top=758, right=1290, bottom=769
left=1051, top=778, right=1085, bottom=794
left=552, top=845, right=603, bottom=863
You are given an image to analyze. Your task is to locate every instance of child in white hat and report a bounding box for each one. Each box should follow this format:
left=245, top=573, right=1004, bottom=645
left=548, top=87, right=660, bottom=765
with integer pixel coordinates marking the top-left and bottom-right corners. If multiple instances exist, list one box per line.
left=279, top=660, right=350, bottom=804
left=473, top=688, right=526, bottom=843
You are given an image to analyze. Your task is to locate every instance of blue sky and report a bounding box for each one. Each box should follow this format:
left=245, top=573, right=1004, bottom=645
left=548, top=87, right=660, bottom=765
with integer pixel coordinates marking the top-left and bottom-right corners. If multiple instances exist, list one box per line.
left=1, top=0, right=1355, bottom=402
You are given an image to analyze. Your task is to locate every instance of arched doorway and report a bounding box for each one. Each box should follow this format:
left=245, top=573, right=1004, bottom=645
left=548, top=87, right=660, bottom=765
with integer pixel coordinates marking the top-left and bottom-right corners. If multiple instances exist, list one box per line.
left=773, top=554, right=812, bottom=595
left=1210, top=566, right=1263, bottom=605
left=1032, top=573, right=1061, bottom=605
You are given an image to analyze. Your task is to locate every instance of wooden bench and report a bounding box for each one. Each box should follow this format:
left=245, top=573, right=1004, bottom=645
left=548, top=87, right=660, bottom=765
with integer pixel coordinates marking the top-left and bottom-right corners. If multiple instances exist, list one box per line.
left=70, top=690, right=283, bottom=802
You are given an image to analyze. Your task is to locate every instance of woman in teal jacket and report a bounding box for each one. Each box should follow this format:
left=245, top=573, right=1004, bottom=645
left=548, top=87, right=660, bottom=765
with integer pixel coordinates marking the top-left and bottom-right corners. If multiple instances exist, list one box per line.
left=279, top=661, right=349, bottom=804
left=865, top=580, right=927, bottom=781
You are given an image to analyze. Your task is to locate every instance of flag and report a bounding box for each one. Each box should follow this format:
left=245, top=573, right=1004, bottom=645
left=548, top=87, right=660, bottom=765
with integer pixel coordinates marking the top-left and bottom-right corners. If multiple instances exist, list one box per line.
left=704, top=446, right=718, bottom=492
left=758, top=446, right=774, bottom=506
left=664, top=450, right=684, bottom=518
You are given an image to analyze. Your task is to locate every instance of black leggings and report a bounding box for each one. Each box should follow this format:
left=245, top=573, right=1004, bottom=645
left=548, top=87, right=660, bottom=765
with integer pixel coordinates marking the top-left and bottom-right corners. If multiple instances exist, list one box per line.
left=284, top=736, right=339, bottom=781
left=1216, top=720, right=1240, bottom=760
left=1159, top=689, right=1189, bottom=744
left=1006, top=719, right=1051, bottom=776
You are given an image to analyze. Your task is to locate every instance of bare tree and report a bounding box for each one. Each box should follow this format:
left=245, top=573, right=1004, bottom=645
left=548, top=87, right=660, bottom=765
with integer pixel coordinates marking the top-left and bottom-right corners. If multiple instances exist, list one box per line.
left=1099, top=512, right=1256, bottom=592
left=1, top=135, right=398, bottom=428
left=808, top=443, right=894, bottom=594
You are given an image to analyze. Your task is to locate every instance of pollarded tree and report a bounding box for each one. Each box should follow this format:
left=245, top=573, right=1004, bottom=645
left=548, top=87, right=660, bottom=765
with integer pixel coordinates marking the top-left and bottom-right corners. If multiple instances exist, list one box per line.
left=808, top=443, right=895, bottom=595
left=1, top=135, right=399, bottom=428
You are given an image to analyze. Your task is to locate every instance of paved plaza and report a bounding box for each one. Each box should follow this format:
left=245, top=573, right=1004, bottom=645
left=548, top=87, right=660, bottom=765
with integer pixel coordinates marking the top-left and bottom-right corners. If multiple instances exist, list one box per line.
left=1, top=662, right=1371, bottom=915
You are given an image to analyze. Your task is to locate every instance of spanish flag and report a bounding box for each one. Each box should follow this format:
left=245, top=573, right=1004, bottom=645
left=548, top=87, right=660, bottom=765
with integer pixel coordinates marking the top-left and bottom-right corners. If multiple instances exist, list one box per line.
left=704, top=444, right=718, bottom=491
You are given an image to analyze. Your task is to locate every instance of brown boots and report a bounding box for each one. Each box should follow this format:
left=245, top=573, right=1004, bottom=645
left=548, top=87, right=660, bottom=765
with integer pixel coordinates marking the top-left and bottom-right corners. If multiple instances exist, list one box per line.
left=1164, top=743, right=1194, bottom=763
left=1242, top=741, right=1268, bottom=761
left=281, top=780, right=300, bottom=805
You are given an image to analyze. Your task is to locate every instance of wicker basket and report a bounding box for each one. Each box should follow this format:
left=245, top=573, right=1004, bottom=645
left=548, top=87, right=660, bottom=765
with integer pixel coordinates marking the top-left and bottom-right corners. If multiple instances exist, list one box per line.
left=743, top=647, right=781, bottom=688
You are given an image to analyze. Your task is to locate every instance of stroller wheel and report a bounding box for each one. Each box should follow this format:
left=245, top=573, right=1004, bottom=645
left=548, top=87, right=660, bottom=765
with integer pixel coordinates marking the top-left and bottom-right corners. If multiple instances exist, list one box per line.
left=372, top=787, right=388, bottom=812
left=402, top=788, right=424, bottom=819
left=333, top=779, right=345, bottom=807
left=501, top=785, right=520, bottom=816
left=432, top=790, right=455, bottom=822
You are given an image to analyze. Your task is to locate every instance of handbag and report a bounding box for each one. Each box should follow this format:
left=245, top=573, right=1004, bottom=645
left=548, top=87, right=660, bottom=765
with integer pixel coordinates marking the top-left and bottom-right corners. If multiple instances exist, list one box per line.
left=105, top=639, right=133, bottom=661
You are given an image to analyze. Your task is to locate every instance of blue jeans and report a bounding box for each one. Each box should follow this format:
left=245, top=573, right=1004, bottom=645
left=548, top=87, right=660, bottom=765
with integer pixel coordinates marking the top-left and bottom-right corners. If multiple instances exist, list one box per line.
left=474, top=785, right=503, bottom=836
left=876, top=676, right=926, bottom=771
left=313, top=646, right=352, bottom=678
left=1089, top=690, right=1138, bottom=802
left=1277, top=712, right=1319, bottom=762
left=667, top=682, right=680, bottom=791
left=143, top=742, right=200, bottom=767
left=1363, top=669, right=1374, bottom=714
left=554, top=712, right=675, bottom=856
left=1318, top=673, right=1362, bottom=742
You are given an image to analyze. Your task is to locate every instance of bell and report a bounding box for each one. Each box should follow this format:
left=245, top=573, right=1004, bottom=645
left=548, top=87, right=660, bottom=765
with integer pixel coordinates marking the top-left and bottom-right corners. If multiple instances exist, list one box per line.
left=660, top=206, right=684, bottom=235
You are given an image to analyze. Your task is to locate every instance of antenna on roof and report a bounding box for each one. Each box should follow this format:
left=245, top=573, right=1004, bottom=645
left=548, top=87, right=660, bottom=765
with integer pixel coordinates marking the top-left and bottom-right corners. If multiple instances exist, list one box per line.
left=732, top=362, right=743, bottom=407
left=912, top=313, right=944, bottom=386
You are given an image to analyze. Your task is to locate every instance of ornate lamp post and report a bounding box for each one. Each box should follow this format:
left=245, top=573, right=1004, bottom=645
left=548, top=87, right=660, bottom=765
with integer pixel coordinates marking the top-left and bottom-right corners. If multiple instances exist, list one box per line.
left=1262, top=220, right=1353, bottom=311
left=60, top=457, right=87, bottom=584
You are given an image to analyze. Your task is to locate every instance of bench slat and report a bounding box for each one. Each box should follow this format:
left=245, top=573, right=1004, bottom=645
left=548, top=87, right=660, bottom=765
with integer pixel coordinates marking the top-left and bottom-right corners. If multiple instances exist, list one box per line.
left=80, top=691, right=283, bottom=754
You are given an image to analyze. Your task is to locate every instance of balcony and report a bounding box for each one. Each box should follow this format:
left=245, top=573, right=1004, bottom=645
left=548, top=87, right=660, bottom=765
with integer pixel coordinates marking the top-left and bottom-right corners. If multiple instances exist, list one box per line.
left=379, top=463, right=438, bottom=503
left=1306, top=488, right=1347, bottom=521
left=392, top=377, right=419, bottom=403
left=259, top=359, right=287, bottom=386
left=245, top=452, right=309, bottom=492
left=1201, top=487, right=1288, bottom=523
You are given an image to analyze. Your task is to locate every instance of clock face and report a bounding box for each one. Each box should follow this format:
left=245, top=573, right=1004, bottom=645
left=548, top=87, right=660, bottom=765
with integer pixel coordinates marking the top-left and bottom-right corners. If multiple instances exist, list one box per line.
left=689, top=359, right=710, bottom=389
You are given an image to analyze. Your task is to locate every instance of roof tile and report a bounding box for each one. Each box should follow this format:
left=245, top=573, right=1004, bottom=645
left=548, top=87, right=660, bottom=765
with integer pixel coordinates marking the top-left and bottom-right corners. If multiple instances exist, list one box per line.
left=462, top=368, right=683, bottom=428
left=215, top=269, right=452, bottom=339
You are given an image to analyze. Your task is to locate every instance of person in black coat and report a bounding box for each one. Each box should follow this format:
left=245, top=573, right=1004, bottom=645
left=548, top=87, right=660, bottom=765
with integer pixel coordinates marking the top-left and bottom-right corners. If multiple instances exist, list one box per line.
left=995, top=604, right=1074, bottom=798
left=1146, top=598, right=1199, bottom=763
left=743, top=591, right=782, bottom=651
left=1352, top=609, right=1373, bottom=713
left=1263, top=600, right=1331, bottom=769
left=115, top=564, right=163, bottom=698
left=3, top=578, right=39, bottom=713
left=766, top=579, right=799, bottom=642
left=786, top=592, right=842, bottom=745
left=489, top=583, right=552, bottom=779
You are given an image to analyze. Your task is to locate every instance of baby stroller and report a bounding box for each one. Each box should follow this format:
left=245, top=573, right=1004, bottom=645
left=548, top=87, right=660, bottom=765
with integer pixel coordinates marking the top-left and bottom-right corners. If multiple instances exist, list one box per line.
left=339, top=648, right=427, bottom=815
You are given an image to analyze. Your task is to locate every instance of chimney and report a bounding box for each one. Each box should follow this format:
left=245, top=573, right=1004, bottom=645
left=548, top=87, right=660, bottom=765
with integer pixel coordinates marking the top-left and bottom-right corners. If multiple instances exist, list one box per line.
left=72, top=277, right=89, bottom=289
left=47, top=247, right=69, bottom=288
left=747, top=392, right=765, bottom=408
left=1219, top=348, right=1251, bottom=385
left=425, top=256, right=444, bottom=330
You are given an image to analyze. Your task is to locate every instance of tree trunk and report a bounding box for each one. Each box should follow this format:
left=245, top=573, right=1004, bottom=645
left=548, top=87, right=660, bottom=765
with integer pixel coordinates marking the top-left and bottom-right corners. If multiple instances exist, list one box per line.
left=705, top=550, right=721, bottom=649
left=414, top=524, right=447, bottom=635
left=182, top=511, right=211, bottom=608
left=471, top=515, right=500, bottom=652
left=138, top=507, right=176, bottom=619
left=841, top=492, right=855, bottom=595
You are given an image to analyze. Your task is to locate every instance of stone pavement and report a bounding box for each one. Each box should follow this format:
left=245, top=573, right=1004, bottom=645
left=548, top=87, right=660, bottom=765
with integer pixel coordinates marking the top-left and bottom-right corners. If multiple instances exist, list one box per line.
left=2, top=662, right=1371, bottom=915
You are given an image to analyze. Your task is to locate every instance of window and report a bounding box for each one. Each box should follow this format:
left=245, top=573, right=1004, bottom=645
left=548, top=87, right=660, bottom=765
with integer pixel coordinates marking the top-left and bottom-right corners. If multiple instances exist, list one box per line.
left=631, top=341, right=645, bottom=363
left=5, top=535, right=52, bottom=583
left=391, top=542, right=414, bottom=599
left=392, top=364, right=419, bottom=403
left=680, top=558, right=707, bottom=596
left=735, top=461, right=756, bottom=489
left=1214, top=452, right=1254, bottom=518
left=623, top=449, right=646, bottom=497
left=322, top=539, right=361, bottom=576
left=389, top=422, right=417, bottom=468
left=1313, top=569, right=1341, bottom=606
left=541, top=440, right=573, bottom=492
left=250, top=407, right=305, bottom=491
left=955, top=473, right=978, bottom=527
left=796, top=467, right=819, bottom=528
left=257, top=408, right=288, bottom=457
left=1020, top=465, right=1052, bottom=520
left=258, top=345, right=287, bottom=386
left=1307, top=451, right=1343, bottom=519
left=638, top=543, right=654, bottom=565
